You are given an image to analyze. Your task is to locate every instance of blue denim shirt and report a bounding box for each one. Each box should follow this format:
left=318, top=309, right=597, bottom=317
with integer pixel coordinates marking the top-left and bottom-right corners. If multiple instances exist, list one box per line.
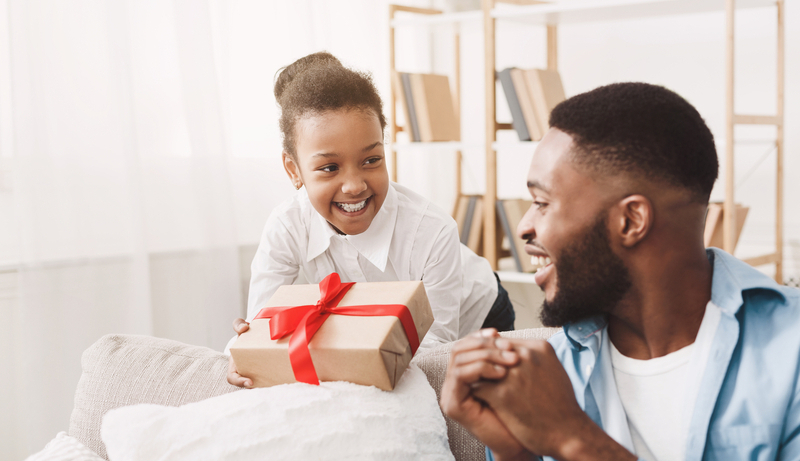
left=488, top=248, right=800, bottom=461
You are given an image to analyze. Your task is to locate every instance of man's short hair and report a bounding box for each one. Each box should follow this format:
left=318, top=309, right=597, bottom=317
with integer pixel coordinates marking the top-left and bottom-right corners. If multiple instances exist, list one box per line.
left=549, top=82, right=718, bottom=203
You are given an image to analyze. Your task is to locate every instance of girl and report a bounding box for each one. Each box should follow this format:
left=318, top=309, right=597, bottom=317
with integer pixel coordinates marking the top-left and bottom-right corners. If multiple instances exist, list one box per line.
left=228, top=52, right=514, bottom=387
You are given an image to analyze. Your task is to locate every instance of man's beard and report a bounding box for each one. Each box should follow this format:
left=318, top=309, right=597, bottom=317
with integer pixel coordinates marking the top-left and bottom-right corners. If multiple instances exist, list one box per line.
left=539, top=211, right=632, bottom=327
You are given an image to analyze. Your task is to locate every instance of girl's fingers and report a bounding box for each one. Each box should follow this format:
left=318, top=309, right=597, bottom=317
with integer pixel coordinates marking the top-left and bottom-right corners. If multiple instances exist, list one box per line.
left=232, top=318, right=250, bottom=334
left=227, top=356, right=253, bottom=388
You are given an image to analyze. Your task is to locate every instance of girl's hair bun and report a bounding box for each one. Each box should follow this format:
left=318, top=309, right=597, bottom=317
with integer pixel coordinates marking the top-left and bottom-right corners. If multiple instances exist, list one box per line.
left=274, top=51, right=343, bottom=103
left=274, top=51, right=386, bottom=157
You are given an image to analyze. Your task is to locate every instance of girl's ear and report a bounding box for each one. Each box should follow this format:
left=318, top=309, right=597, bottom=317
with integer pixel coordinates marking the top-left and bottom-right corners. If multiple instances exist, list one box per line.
left=611, top=194, right=653, bottom=248
left=283, top=153, right=303, bottom=189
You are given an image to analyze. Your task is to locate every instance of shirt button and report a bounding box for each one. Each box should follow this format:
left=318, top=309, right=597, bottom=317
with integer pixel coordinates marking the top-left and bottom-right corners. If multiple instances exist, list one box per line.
left=585, top=365, right=593, bottom=375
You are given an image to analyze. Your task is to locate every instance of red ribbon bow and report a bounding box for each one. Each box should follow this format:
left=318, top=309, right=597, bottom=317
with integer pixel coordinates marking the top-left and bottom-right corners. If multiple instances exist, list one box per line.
left=254, top=273, right=420, bottom=385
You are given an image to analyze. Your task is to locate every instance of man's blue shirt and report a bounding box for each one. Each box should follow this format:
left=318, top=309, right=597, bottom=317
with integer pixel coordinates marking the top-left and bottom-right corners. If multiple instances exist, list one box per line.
left=488, top=248, right=800, bottom=460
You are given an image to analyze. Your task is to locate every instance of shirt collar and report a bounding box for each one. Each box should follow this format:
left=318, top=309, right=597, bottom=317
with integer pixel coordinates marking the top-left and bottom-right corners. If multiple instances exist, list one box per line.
left=562, top=248, right=786, bottom=347
left=706, top=247, right=786, bottom=316
left=563, top=315, right=607, bottom=351
left=305, top=185, right=398, bottom=273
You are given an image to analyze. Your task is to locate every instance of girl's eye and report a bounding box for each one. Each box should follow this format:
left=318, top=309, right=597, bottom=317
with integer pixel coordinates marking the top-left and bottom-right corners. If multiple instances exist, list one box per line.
left=319, top=164, right=338, bottom=173
left=364, top=156, right=383, bottom=166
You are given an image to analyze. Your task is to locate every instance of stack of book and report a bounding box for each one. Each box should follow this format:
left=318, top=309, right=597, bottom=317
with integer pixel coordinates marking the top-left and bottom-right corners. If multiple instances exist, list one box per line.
left=392, top=72, right=460, bottom=142
left=498, top=67, right=566, bottom=142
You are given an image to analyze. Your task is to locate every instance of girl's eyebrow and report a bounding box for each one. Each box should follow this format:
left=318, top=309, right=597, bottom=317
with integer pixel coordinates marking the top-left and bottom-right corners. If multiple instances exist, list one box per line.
left=362, top=141, right=382, bottom=152
left=312, top=152, right=339, bottom=159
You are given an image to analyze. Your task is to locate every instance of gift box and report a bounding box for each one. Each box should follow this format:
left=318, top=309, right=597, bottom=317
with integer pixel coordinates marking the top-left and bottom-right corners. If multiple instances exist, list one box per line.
left=231, top=273, right=434, bottom=391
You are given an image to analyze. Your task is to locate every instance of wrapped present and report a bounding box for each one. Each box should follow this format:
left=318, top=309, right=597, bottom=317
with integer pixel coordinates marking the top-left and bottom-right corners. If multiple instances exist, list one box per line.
left=230, top=273, right=434, bottom=391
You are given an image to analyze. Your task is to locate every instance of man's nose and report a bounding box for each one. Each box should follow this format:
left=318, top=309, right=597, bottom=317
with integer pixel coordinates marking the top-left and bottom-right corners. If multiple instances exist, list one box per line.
left=516, top=204, right=536, bottom=242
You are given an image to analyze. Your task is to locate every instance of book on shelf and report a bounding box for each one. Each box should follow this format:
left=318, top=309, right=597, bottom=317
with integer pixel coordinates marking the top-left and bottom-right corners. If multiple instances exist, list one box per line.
left=394, top=72, right=459, bottom=143
left=704, top=202, right=749, bottom=250
left=497, top=67, right=566, bottom=142
left=453, top=195, right=483, bottom=254
left=497, top=68, right=532, bottom=141
left=400, top=73, right=421, bottom=142
left=392, top=71, right=416, bottom=142
left=453, top=194, right=470, bottom=235
left=510, top=68, right=544, bottom=141
left=409, top=73, right=460, bottom=142
left=523, top=68, right=566, bottom=136
left=466, top=197, right=483, bottom=254
left=496, top=199, right=535, bottom=273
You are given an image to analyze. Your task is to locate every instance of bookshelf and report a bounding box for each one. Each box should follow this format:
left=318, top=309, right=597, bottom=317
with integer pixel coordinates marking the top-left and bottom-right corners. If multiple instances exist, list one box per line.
left=389, top=0, right=786, bottom=283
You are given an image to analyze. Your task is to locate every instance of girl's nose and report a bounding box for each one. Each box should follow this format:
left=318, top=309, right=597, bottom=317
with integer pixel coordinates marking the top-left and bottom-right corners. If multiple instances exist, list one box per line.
left=341, top=174, right=367, bottom=195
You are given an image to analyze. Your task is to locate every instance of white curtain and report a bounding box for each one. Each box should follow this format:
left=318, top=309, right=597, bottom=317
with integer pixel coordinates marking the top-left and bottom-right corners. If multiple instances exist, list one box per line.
left=0, top=0, right=397, bottom=457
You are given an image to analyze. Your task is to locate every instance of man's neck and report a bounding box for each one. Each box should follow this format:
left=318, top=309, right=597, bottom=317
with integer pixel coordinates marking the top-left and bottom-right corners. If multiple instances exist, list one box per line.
left=607, top=248, right=712, bottom=360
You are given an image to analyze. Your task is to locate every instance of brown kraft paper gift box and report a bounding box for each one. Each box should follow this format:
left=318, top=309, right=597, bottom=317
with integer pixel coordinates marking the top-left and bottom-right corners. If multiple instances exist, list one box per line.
left=230, top=279, right=434, bottom=391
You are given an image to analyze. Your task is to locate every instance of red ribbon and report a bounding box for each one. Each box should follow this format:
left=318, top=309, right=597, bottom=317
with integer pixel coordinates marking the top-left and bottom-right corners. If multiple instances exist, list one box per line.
left=253, top=273, right=420, bottom=385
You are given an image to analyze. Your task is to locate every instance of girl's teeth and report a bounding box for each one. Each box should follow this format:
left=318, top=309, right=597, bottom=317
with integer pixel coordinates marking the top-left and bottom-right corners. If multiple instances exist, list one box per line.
left=338, top=199, right=367, bottom=212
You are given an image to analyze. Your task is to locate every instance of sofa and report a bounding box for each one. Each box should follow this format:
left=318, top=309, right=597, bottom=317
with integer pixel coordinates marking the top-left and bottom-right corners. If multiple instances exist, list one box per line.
left=67, top=328, right=561, bottom=460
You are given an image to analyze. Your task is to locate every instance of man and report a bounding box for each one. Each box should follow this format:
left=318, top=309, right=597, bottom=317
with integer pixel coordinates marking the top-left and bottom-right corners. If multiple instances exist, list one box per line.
left=440, top=82, right=800, bottom=461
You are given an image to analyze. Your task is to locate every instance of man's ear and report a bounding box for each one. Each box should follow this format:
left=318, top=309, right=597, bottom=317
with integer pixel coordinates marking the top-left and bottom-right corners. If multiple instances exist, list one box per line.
left=283, top=153, right=302, bottom=187
left=611, top=195, right=653, bottom=248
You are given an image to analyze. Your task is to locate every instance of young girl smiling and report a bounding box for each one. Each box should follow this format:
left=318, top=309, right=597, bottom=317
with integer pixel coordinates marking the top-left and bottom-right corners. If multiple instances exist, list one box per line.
left=228, top=52, right=514, bottom=387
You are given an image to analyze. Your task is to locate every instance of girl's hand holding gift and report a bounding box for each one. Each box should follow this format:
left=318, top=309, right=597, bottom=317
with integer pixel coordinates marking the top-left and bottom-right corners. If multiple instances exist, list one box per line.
left=227, top=318, right=252, bottom=388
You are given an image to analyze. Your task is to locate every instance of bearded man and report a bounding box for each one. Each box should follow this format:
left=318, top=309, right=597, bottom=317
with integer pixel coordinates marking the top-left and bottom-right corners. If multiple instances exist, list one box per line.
left=440, top=82, right=800, bottom=461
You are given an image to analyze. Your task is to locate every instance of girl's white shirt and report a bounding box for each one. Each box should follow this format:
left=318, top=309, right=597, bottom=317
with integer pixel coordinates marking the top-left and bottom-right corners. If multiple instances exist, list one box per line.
left=247, top=182, right=498, bottom=351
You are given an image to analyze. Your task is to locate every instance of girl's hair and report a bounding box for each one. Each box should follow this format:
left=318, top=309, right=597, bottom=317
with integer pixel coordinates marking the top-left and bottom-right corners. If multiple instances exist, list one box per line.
left=274, top=51, right=387, bottom=158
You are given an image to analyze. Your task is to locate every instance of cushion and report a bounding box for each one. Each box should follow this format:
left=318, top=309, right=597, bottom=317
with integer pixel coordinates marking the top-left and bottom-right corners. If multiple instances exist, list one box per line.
left=24, top=432, right=105, bottom=461
left=101, top=364, right=454, bottom=461
left=411, top=327, right=562, bottom=461
left=69, top=334, right=240, bottom=459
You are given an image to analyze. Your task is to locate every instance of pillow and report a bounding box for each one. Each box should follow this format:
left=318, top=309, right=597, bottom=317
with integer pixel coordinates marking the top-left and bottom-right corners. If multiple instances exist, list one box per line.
left=101, top=364, right=455, bottom=461
left=69, top=334, right=240, bottom=459
left=25, top=432, right=105, bottom=461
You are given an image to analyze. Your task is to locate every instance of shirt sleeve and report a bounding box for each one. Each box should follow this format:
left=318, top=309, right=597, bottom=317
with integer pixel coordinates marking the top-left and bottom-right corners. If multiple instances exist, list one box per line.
left=417, top=221, right=462, bottom=351
left=246, top=212, right=303, bottom=321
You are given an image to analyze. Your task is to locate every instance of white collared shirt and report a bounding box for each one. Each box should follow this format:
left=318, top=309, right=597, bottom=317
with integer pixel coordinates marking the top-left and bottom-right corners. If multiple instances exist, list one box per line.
left=247, top=182, right=498, bottom=350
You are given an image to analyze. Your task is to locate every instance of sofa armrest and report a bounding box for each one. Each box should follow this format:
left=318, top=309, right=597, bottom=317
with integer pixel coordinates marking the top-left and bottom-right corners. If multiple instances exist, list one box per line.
left=68, top=334, right=240, bottom=460
left=412, top=327, right=562, bottom=461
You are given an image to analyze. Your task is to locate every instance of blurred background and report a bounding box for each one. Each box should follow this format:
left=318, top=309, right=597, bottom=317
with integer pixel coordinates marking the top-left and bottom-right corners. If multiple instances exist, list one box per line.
left=0, top=0, right=797, bottom=458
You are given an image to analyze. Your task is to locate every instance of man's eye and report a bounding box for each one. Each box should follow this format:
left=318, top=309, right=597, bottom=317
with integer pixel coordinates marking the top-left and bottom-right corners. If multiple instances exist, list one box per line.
left=533, top=201, right=548, bottom=210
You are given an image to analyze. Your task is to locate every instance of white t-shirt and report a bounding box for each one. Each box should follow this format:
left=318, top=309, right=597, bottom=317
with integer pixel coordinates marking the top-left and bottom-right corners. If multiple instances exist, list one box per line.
left=247, top=182, right=497, bottom=351
left=610, top=301, right=722, bottom=461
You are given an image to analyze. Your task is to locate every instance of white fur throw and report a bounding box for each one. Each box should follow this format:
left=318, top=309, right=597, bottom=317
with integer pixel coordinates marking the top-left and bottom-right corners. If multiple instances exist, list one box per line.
left=101, top=364, right=455, bottom=461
